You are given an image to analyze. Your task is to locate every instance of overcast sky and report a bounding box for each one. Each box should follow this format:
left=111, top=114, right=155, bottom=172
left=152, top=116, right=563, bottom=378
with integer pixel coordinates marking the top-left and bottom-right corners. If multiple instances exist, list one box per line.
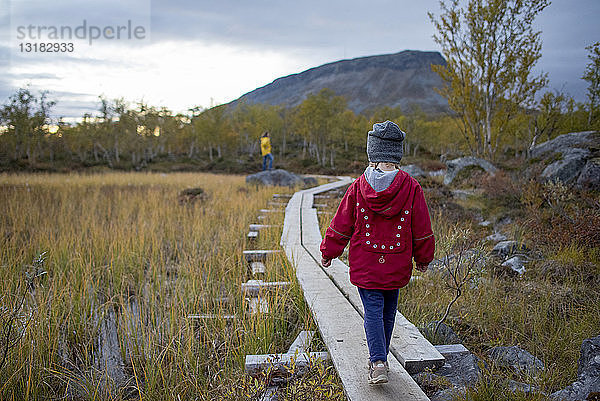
left=1, top=0, right=598, bottom=121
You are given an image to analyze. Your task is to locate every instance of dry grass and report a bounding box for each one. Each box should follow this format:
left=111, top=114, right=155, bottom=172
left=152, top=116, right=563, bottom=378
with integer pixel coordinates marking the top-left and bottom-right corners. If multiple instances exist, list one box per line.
left=0, top=172, right=343, bottom=400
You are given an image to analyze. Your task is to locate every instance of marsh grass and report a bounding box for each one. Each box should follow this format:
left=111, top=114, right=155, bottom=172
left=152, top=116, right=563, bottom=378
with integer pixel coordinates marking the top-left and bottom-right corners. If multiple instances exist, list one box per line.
left=0, top=172, right=343, bottom=400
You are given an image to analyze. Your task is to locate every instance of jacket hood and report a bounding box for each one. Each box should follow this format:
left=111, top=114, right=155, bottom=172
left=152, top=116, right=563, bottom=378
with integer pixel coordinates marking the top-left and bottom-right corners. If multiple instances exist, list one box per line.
left=358, top=169, right=413, bottom=217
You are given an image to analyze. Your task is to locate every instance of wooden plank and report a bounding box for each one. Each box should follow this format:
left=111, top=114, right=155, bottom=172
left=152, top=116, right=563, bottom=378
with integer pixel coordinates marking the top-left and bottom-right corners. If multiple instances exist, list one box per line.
left=259, top=209, right=284, bottom=213
left=312, top=203, right=328, bottom=208
left=251, top=262, right=266, bottom=275
left=257, top=215, right=266, bottom=221
left=243, top=250, right=282, bottom=262
left=281, top=177, right=430, bottom=401
left=249, top=224, right=277, bottom=231
left=245, top=352, right=330, bottom=377
left=248, top=297, right=269, bottom=315
left=242, top=280, right=290, bottom=296
left=287, top=330, right=315, bottom=354
left=434, top=344, right=470, bottom=357
left=247, top=231, right=259, bottom=240
left=273, top=194, right=292, bottom=199
left=187, top=314, right=236, bottom=320
left=268, top=201, right=287, bottom=207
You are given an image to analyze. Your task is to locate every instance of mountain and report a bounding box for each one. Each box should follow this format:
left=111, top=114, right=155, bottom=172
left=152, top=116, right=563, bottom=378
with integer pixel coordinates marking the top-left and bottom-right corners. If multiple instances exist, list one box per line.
left=229, top=50, right=449, bottom=114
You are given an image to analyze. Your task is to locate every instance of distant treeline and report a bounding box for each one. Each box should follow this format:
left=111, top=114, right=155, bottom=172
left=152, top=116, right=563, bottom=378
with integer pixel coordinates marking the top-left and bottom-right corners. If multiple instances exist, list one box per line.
left=0, top=87, right=597, bottom=173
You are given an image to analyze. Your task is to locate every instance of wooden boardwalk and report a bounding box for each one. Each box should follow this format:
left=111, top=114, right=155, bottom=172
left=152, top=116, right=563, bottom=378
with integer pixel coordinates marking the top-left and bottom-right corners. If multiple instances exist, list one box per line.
left=280, top=177, right=444, bottom=401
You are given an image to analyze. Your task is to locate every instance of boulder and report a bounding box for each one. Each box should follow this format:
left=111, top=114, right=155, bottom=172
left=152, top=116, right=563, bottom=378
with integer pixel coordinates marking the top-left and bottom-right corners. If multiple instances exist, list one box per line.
left=429, top=169, right=446, bottom=177
left=491, top=241, right=526, bottom=258
left=551, top=335, right=600, bottom=400
left=507, top=379, right=543, bottom=395
left=577, top=158, right=600, bottom=191
left=412, top=371, right=452, bottom=395
left=178, top=187, right=209, bottom=204
left=451, top=189, right=476, bottom=200
left=444, top=157, right=498, bottom=185
left=501, top=256, right=526, bottom=276
left=430, top=387, right=467, bottom=401
left=429, top=248, right=488, bottom=273
left=541, top=149, right=591, bottom=184
left=400, top=164, right=427, bottom=177
left=488, top=346, right=544, bottom=375
left=485, top=233, right=508, bottom=243
left=529, top=131, right=600, bottom=188
left=246, top=169, right=304, bottom=187
left=435, top=351, right=483, bottom=386
left=414, top=344, right=483, bottom=399
left=420, top=322, right=462, bottom=344
left=302, top=176, right=318, bottom=187
left=530, top=131, right=599, bottom=160
left=495, top=216, right=513, bottom=227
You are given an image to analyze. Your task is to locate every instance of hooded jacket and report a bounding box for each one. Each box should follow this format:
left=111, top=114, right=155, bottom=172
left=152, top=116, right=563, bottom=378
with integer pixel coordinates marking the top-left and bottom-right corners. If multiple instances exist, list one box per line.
left=260, top=136, right=272, bottom=156
left=320, top=169, right=435, bottom=289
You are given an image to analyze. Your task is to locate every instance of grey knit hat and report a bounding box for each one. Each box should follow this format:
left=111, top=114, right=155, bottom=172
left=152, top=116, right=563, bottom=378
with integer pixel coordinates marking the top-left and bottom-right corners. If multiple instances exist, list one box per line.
left=366, top=120, right=406, bottom=163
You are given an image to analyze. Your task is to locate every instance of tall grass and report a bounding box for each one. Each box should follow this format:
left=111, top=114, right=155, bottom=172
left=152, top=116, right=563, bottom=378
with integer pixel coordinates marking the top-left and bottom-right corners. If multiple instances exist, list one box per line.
left=0, top=172, right=338, bottom=400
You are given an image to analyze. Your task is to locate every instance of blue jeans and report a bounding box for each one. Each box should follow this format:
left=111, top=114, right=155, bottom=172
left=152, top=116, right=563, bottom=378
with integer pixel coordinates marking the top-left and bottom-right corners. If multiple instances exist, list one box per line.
left=358, top=287, right=399, bottom=363
left=262, top=153, right=273, bottom=171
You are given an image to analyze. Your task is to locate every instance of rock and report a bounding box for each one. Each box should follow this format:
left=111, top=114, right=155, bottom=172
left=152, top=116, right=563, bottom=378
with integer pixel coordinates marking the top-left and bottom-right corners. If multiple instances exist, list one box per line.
left=178, top=187, right=209, bottom=204
left=485, top=233, right=507, bottom=243
left=529, top=131, right=600, bottom=187
left=420, top=322, right=462, bottom=344
left=246, top=169, right=304, bottom=187
left=451, top=189, right=476, bottom=200
left=530, top=131, right=599, bottom=160
left=430, top=387, right=467, bottom=401
left=429, top=169, right=446, bottom=177
left=429, top=248, right=487, bottom=273
left=491, top=241, right=526, bottom=257
left=541, top=149, right=591, bottom=184
left=400, top=164, right=426, bottom=177
left=551, top=335, right=600, bottom=400
left=478, top=220, right=493, bottom=227
left=435, top=351, right=483, bottom=387
left=302, top=176, right=318, bottom=187
left=412, top=371, right=452, bottom=394
left=488, top=346, right=545, bottom=375
left=577, top=158, right=600, bottom=191
left=507, top=379, right=543, bottom=395
left=444, top=157, right=498, bottom=185
left=501, top=256, right=526, bottom=275
left=495, top=216, right=513, bottom=227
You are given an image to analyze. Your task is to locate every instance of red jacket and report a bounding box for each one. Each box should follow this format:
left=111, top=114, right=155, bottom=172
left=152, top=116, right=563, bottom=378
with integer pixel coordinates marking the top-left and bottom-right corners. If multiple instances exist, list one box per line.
left=320, top=170, right=435, bottom=289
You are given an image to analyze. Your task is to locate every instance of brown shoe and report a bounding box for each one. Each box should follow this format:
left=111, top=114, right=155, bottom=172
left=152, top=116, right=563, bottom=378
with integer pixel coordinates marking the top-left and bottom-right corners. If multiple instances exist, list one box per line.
left=368, top=360, right=388, bottom=384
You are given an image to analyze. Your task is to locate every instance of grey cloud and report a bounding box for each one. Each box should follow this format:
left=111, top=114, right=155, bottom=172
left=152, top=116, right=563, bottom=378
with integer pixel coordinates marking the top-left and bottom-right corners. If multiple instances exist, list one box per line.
left=149, top=0, right=439, bottom=54
left=1, top=0, right=598, bottom=117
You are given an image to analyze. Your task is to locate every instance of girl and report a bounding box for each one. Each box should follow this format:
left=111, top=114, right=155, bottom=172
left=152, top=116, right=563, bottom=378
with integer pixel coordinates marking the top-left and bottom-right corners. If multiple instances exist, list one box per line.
left=320, top=120, right=435, bottom=384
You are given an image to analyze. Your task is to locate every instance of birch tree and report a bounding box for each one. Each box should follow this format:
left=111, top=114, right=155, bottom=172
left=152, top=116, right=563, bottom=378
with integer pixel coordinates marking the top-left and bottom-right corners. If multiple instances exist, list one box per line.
left=583, top=42, right=600, bottom=126
left=429, top=0, right=549, bottom=158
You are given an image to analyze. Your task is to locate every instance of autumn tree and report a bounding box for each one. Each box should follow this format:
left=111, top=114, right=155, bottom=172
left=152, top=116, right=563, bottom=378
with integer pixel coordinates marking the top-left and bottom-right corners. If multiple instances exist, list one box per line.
left=429, top=0, right=549, bottom=158
left=526, top=90, right=570, bottom=154
left=193, top=104, right=233, bottom=161
left=583, top=42, right=600, bottom=126
left=0, top=88, right=55, bottom=164
left=293, top=88, right=347, bottom=167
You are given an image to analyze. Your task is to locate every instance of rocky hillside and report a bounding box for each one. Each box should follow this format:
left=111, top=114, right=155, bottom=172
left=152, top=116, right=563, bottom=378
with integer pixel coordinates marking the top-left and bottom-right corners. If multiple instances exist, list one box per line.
left=229, top=50, right=449, bottom=114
